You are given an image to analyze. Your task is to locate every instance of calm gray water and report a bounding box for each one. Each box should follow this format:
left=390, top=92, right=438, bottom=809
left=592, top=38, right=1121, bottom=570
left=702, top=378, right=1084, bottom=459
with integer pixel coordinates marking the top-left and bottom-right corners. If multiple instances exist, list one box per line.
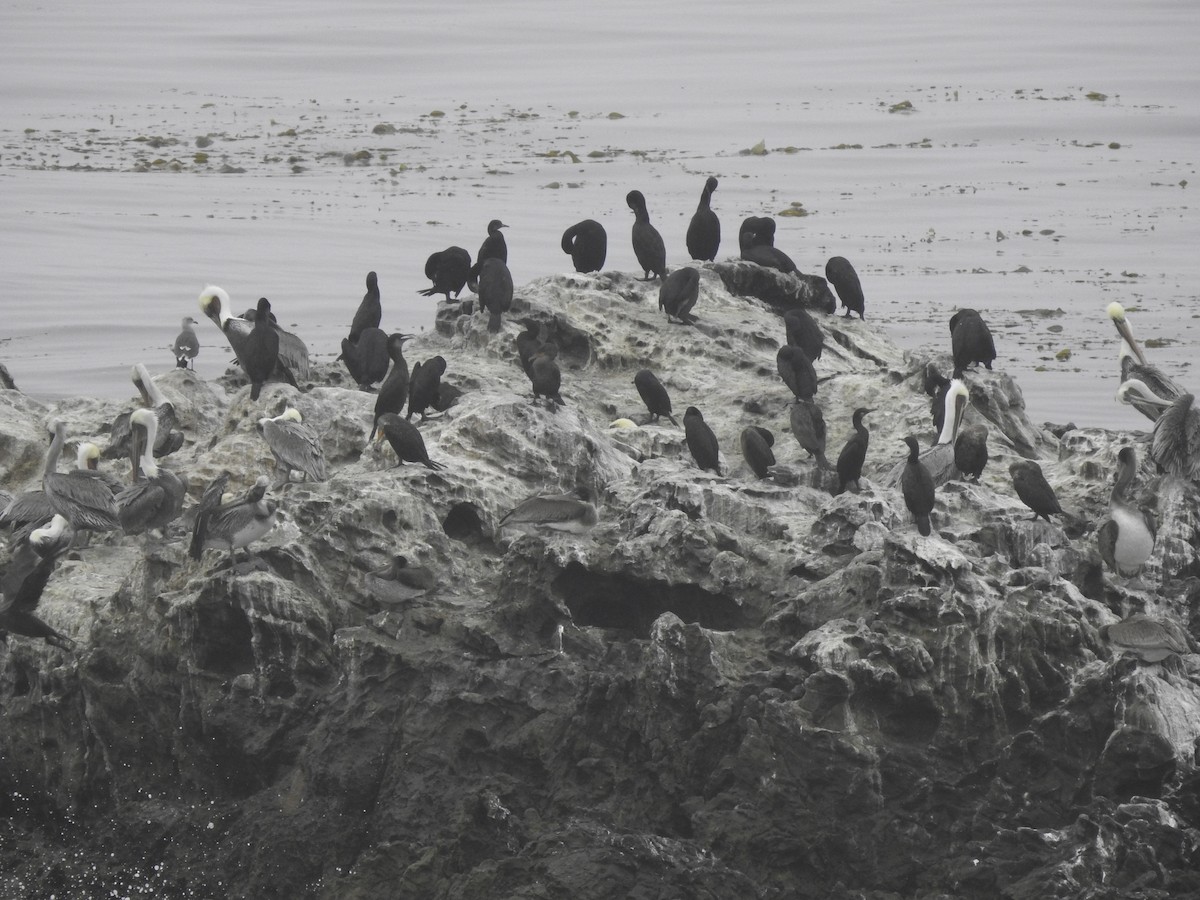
left=2, top=0, right=1198, bottom=430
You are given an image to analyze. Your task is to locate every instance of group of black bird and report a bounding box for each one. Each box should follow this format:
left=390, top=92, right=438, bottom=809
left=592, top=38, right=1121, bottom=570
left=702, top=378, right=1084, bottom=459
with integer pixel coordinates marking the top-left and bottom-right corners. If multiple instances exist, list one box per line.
left=1, top=175, right=1183, bottom=654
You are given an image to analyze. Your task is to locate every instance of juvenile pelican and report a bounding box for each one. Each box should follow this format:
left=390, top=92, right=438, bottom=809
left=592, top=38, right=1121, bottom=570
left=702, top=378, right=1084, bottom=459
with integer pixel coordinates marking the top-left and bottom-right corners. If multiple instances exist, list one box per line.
left=198, top=285, right=310, bottom=382
left=1107, top=302, right=1184, bottom=421
left=188, top=472, right=230, bottom=561
left=172, top=317, right=200, bottom=369
left=498, top=487, right=598, bottom=534
left=258, top=408, right=327, bottom=485
left=195, top=475, right=278, bottom=569
left=1117, top=380, right=1200, bottom=480
left=365, top=554, right=437, bottom=605
left=116, top=409, right=186, bottom=536
left=1098, top=447, right=1156, bottom=577
left=43, top=420, right=120, bottom=538
left=0, top=514, right=75, bottom=650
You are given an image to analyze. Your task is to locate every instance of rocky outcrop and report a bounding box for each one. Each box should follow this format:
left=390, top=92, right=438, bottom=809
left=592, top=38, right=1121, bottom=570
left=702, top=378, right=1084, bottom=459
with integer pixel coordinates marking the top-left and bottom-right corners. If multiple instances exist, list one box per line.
left=2, top=265, right=1199, bottom=898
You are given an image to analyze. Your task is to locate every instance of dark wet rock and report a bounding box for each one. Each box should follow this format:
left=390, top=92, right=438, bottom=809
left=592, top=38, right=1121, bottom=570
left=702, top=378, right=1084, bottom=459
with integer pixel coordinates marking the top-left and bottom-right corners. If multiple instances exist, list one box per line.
left=2, top=271, right=1200, bottom=899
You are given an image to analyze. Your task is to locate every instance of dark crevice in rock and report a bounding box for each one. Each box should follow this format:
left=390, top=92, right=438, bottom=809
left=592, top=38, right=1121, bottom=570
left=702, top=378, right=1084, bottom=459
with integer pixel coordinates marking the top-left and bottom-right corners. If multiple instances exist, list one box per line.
left=554, top=562, right=748, bottom=636
left=443, top=501, right=487, bottom=543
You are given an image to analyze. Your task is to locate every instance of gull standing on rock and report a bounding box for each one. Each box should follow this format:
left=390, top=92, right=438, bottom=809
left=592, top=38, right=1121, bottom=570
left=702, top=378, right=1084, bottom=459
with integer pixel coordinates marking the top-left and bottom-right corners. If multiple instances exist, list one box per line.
left=259, top=408, right=327, bottom=485
left=172, top=317, right=199, bottom=369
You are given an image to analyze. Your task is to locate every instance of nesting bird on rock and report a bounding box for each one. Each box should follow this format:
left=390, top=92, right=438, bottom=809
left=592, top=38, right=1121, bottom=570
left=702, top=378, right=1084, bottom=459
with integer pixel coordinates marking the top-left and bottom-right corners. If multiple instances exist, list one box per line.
left=1100, top=614, right=1191, bottom=663
left=739, top=217, right=796, bottom=273
left=498, top=487, right=599, bottom=535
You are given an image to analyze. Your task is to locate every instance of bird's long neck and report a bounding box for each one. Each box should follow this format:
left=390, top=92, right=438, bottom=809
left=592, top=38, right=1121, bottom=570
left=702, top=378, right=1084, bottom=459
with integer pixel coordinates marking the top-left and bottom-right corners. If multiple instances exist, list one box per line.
left=44, top=423, right=65, bottom=478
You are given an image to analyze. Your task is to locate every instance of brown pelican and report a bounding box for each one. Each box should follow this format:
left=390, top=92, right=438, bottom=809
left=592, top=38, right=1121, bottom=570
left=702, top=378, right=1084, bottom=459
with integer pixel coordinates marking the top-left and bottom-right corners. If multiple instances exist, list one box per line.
left=193, top=475, right=277, bottom=569
left=885, top=377, right=969, bottom=487
left=835, top=408, right=872, bottom=494
left=172, top=317, right=200, bottom=369
left=2, top=443, right=115, bottom=538
left=1107, top=302, right=1185, bottom=421
left=364, top=554, right=436, bottom=605
left=103, top=363, right=184, bottom=464
left=1009, top=460, right=1064, bottom=522
left=1116, top=380, right=1200, bottom=480
left=1100, top=613, right=1191, bottom=662
left=627, top=191, right=667, bottom=280
left=1097, top=446, right=1156, bottom=577
left=43, top=420, right=120, bottom=539
left=686, top=176, right=720, bottom=262
left=683, top=407, right=721, bottom=474
left=188, top=472, right=229, bottom=561
left=116, top=409, right=186, bottom=536
left=561, top=220, right=607, bottom=273
left=198, top=285, right=310, bottom=382
left=258, top=408, right=327, bottom=485
left=498, top=487, right=598, bottom=534
left=900, top=436, right=935, bottom=535
left=633, top=369, right=678, bottom=426
left=740, top=426, right=776, bottom=479
left=0, top=514, right=75, bottom=650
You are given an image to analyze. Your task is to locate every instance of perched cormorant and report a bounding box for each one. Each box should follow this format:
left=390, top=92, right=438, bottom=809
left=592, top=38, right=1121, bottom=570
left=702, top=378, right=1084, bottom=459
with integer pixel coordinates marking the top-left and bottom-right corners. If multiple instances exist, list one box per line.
left=116, top=409, right=187, bottom=536
left=633, top=369, right=678, bottom=426
left=1107, top=301, right=1186, bottom=421
left=686, top=176, right=720, bottom=262
left=950, top=308, right=997, bottom=371
left=195, top=475, right=278, bottom=568
left=473, top=257, right=513, bottom=333
left=561, top=219, right=607, bottom=273
left=516, top=318, right=544, bottom=376
left=172, top=317, right=199, bottom=369
left=0, top=514, right=74, bottom=650
left=789, top=399, right=830, bottom=469
left=835, top=408, right=872, bottom=494
left=43, top=419, right=120, bottom=538
left=349, top=270, right=381, bottom=343
left=242, top=297, right=282, bottom=401
left=365, top=554, right=437, bottom=605
left=375, top=413, right=444, bottom=470
left=784, top=307, right=824, bottom=362
left=954, top=424, right=989, bottom=481
left=900, top=436, right=935, bottom=536
left=683, top=406, right=721, bottom=474
left=626, top=190, right=667, bottom=280
left=408, top=356, right=448, bottom=422
left=198, top=285, right=310, bottom=381
left=1098, top=446, right=1156, bottom=577
left=498, top=487, right=598, bottom=534
left=739, top=217, right=796, bottom=273
left=826, top=256, right=865, bottom=319
left=529, top=344, right=565, bottom=408
left=475, top=219, right=508, bottom=267
left=370, top=334, right=413, bottom=439
left=659, top=267, right=700, bottom=324
left=258, top=408, right=327, bottom=484
left=419, top=246, right=472, bottom=301
left=1010, top=460, right=1064, bottom=522
left=1117, top=380, right=1200, bottom=480
left=740, top=426, right=776, bottom=479
left=776, top=345, right=817, bottom=401
left=340, top=326, right=390, bottom=388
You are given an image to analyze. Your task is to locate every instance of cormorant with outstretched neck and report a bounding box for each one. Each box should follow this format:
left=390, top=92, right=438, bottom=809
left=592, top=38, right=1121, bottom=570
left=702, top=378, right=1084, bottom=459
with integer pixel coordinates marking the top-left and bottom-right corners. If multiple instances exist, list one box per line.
left=561, top=219, right=607, bottom=273
left=784, top=307, right=823, bottom=362
left=826, top=256, right=865, bottom=319
left=835, top=408, right=872, bottom=494
left=633, top=369, right=678, bottom=426
left=790, top=398, right=830, bottom=469
left=475, top=218, right=508, bottom=267
left=369, top=334, right=412, bottom=440
left=954, top=424, right=989, bottom=481
left=900, top=436, right=935, bottom=535
left=777, top=346, right=817, bottom=400
left=242, top=297, right=282, bottom=401
left=419, top=247, right=472, bottom=301
left=172, top=317, right=199, bottom=369
left=473, top=257, right=513, bottom=333
left=408, top=356, right=448, bottom=422
left=1098, top=446, right=1156, bottom=577
left=659, top=267, right=700, bottom=324
left=686, top=176, right=720, bottom=261
left=626, top=190, right=667, bottom=280
left=1010, top=460, right=1064, bottom=522
left=684, top=407, right=721, bottom=474
left=950, top=308, right=996, bottom=371
left=349, top=271, right=381, bottom=343
left=740, top=426, right=775, bottom=479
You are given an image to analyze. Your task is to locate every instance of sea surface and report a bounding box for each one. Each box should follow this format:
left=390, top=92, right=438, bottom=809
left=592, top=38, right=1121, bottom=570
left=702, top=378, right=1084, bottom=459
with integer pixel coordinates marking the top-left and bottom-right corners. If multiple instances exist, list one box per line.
left=2, top=0, right=1198, bottom=430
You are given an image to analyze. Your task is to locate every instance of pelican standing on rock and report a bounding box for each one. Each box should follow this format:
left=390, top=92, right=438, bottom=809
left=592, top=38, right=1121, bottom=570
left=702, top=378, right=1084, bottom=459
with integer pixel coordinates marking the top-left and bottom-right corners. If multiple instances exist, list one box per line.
left=43, top=419, right=120, bottom=539
left=498, top=487, right=598, bottom=535
left=172, top=317, right=199, bottom=369
left=194, top=475, right=278, bottom=570
left=116, top=408, right=187, bottom=536
left=900, top=436, right=935, bottom=536
left=885, top=376, right=969, bottom=487
left=198, top=285, right=310, bottom=382
left=104, top=363, right=184, bottom=464
left=1117, top=380, right=1200, bottom=480
left=1107, top=301, right=1185, bottom=421
left=258, top=408, right=327, bottom=485
left=1098, top=446, right=1157, bottom=578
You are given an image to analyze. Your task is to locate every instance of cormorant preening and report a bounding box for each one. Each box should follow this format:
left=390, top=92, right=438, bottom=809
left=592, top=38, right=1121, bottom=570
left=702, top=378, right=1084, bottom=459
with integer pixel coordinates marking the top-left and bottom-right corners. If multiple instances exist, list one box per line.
left=739, top=217, right=796, bottom=273
left=950, top=308, right=996, bottom=371
left=826, top=256, right=865, bottom=319
left=790, top=399, right=830, bottom=469
left=954, top=424, right=989, bottom=481
left=0, top=514, right=74, bottom=650
left=1117, top=380, right=1200, bottom=480
left=561, top=219, right=607, bottom=273
left=900, top=436, right=935, bottom=535
left=740, top=426, right=775, bottom=479
left=659, top=267, right=700, bottom=324
left=683, top=406, right=721, bottom=474
left=408, top=356, right=448, bottom=422
left=776, top=345, right=817, bottom=401
left=419, top=247, right=472, bottom=301
left=633, top=369, right=678, bottom=426
left=626, top=190, right=667, bottom=280
left=529, top=344, right=564, bottom=408
left=341, top=326, right=389, bottom=388
left=784, top=307, right=824, bottom=362
left=686, top=176, right=720, bottom=262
